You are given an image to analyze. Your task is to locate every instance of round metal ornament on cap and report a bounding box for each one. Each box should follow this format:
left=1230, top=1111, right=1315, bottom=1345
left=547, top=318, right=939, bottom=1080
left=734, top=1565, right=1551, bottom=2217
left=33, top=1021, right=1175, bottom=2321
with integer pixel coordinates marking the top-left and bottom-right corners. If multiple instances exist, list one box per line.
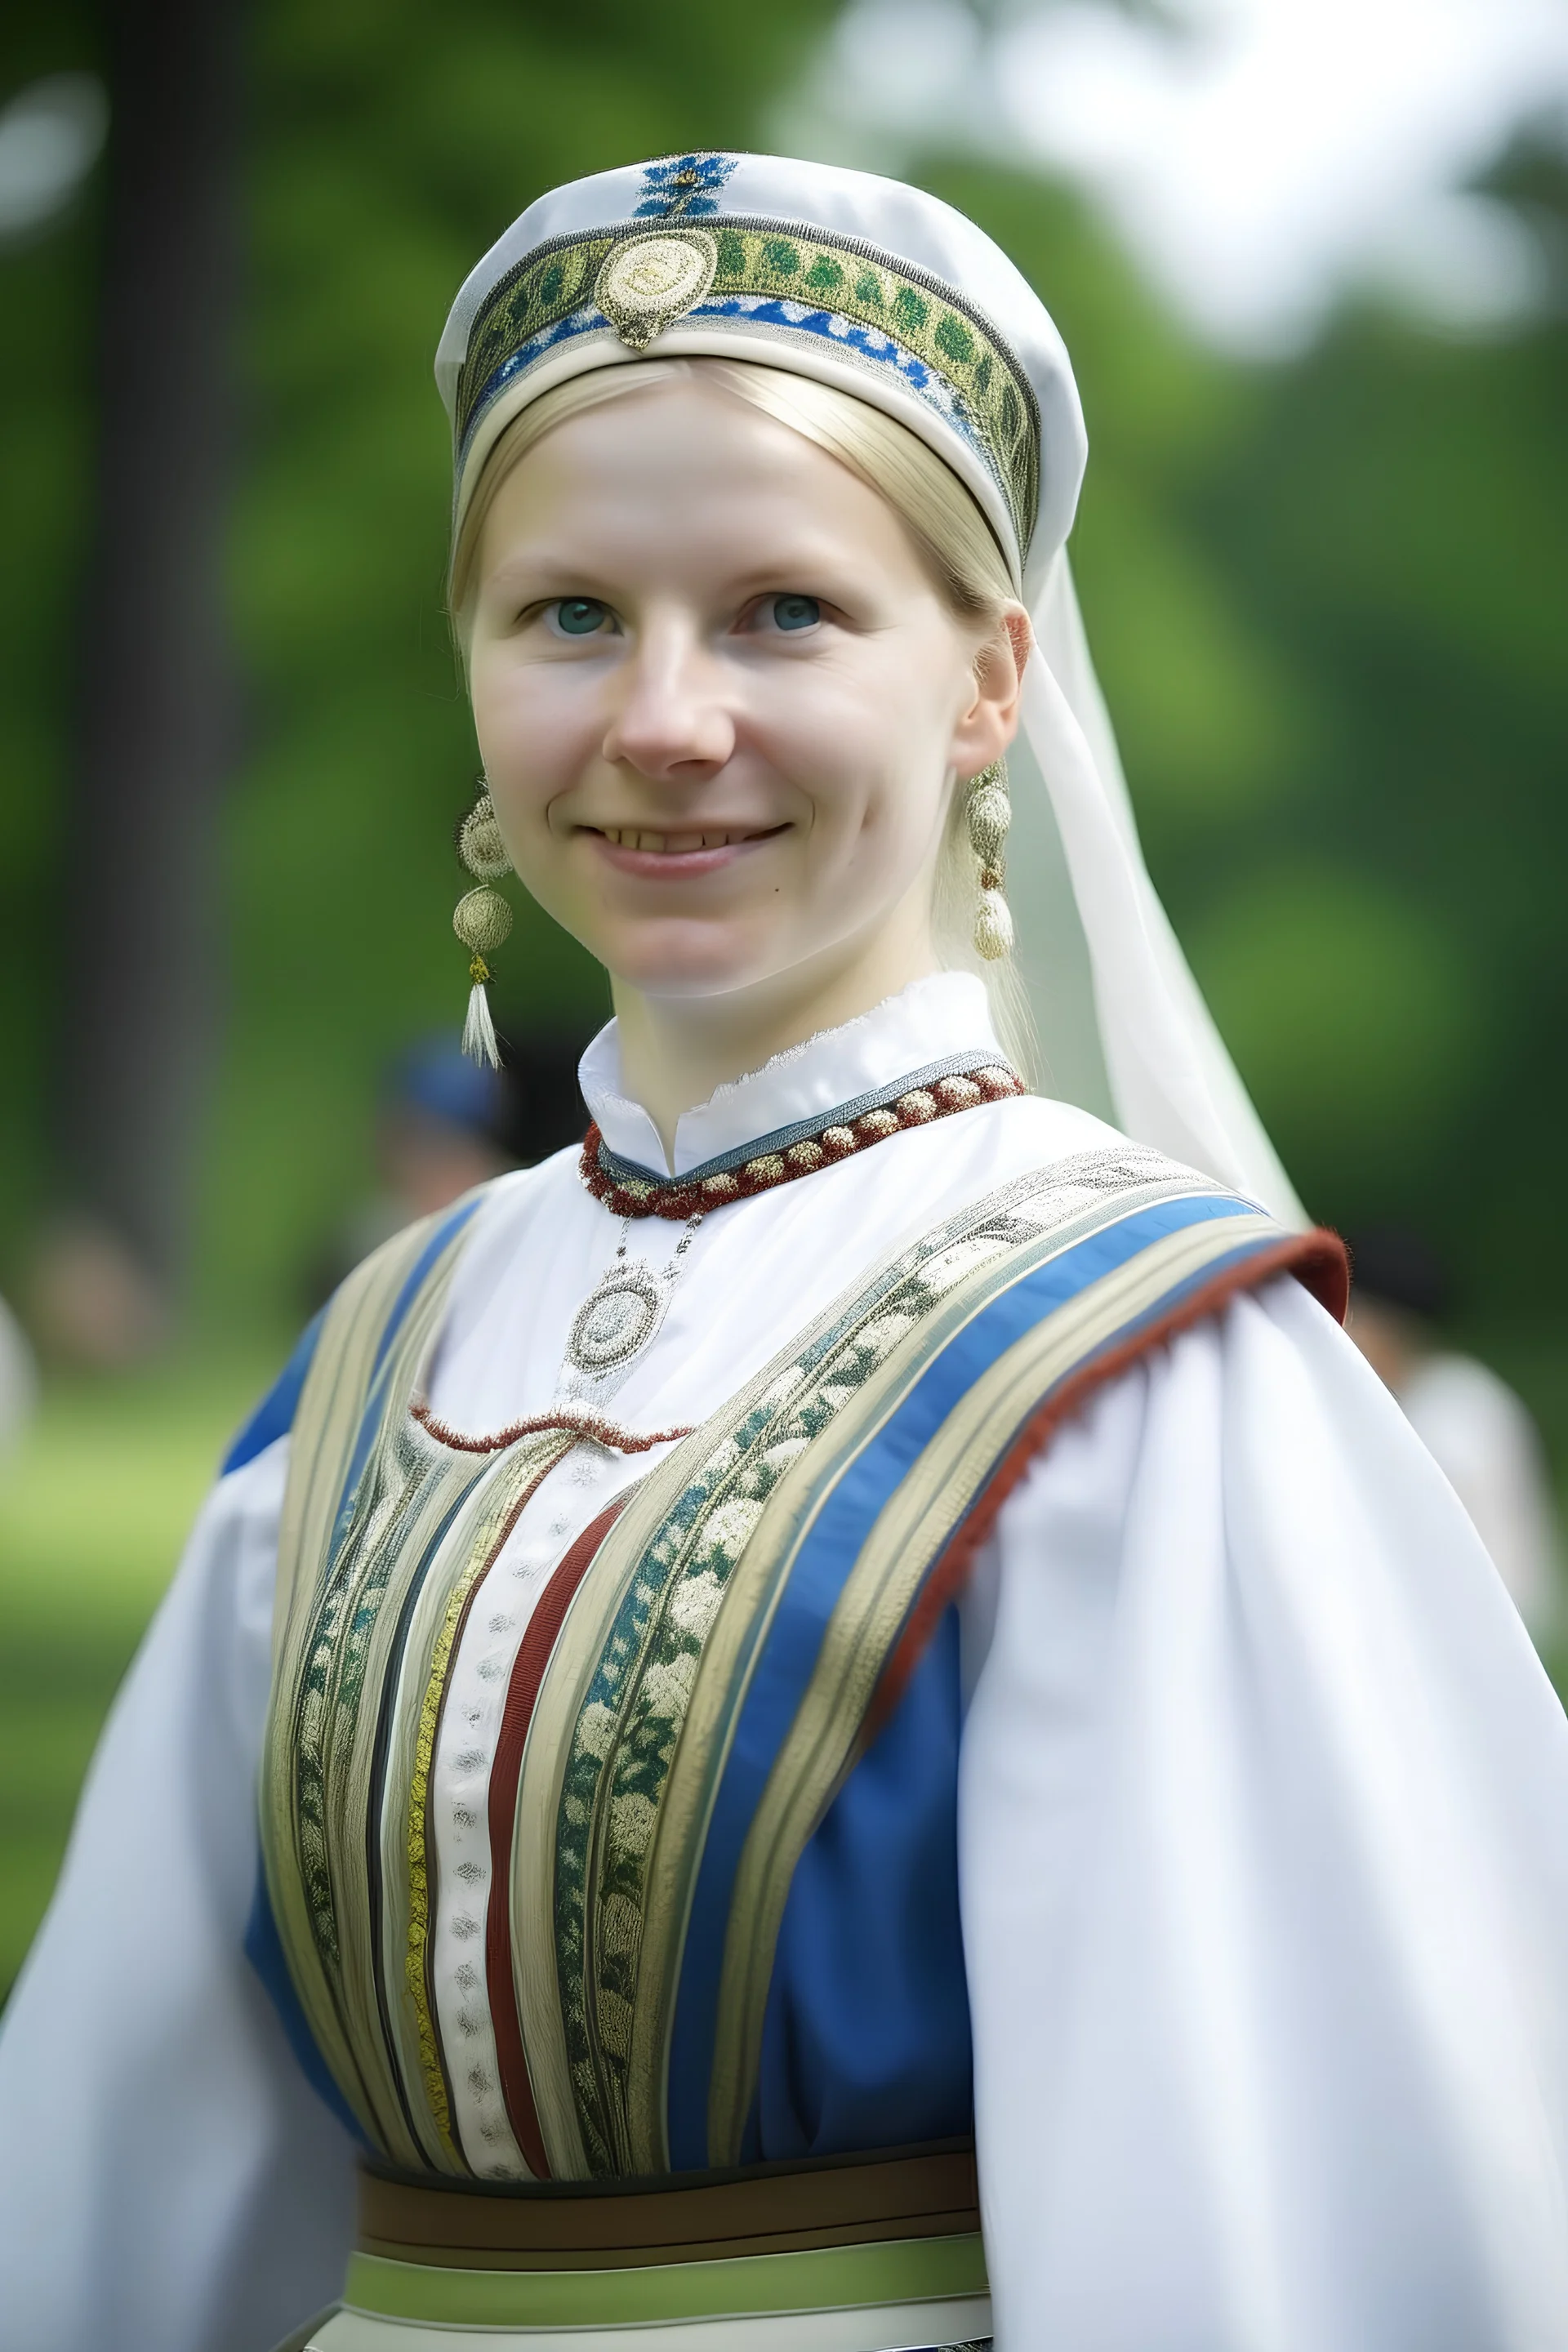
left=595, top=230, right=718, bottom=352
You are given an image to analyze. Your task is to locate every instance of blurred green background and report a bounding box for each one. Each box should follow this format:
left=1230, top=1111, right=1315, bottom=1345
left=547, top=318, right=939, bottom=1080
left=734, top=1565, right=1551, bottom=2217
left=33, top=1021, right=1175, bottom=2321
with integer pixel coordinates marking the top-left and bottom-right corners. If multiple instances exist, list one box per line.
left=2, top=0, right=1566, bottom=1994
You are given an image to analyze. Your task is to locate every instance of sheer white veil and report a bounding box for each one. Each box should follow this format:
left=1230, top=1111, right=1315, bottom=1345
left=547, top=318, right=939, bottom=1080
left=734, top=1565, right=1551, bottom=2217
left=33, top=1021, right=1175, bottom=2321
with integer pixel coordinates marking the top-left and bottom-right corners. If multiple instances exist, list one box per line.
left=1015, top=550, right=1303, bottom=1220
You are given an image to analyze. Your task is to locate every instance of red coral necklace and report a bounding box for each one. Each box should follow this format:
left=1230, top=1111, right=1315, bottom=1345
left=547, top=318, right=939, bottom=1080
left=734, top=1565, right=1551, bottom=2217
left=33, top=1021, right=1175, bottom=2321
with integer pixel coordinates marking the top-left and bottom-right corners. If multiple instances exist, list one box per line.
left=557, top=1054, right=1025, bottom=1407
left=577, top=1054, right=1025, bottom=1223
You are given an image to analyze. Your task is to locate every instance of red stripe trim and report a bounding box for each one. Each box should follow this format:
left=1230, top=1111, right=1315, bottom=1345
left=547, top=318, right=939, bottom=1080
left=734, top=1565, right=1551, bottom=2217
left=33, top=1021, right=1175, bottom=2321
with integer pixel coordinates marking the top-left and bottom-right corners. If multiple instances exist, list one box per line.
left=867, top=1226, right=1347, bottom=1739
left=484, top=1496, right=630, bottom=2179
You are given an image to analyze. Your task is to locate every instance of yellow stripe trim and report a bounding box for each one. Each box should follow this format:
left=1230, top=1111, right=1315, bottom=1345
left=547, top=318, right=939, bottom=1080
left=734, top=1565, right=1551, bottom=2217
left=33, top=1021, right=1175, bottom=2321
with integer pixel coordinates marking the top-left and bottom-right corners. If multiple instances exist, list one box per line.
left=345, top=2232, right=987, bottom=2326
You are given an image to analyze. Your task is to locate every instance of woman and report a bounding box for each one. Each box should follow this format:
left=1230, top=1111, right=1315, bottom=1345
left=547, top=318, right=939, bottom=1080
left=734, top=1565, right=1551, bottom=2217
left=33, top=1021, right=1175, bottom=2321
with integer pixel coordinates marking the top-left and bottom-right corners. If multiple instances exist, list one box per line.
left=2, top=152, right=1566, bottom=2352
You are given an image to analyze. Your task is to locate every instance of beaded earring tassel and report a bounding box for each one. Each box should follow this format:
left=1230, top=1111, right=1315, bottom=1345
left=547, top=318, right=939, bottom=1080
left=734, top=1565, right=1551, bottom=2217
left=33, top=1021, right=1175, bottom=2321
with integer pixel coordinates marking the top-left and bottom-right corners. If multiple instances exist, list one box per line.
left=967, top=759, right=1013, bottom=960
left=453, top=784, right=514, bottom=1067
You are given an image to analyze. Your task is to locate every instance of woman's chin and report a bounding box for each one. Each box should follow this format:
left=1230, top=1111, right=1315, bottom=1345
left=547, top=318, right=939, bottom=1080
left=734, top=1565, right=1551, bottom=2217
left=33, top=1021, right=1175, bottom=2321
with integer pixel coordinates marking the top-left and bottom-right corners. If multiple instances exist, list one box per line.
left=596, top=929, right=803, bottom=1004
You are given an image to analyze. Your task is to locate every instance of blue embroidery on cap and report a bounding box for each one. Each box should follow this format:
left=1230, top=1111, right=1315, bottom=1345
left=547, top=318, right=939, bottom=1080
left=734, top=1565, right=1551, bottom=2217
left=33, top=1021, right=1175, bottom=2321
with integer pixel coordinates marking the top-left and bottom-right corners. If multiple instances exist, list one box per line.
left=459, top=295, right=1005, bottom=516
left=634, top=153, right=738, bottom=220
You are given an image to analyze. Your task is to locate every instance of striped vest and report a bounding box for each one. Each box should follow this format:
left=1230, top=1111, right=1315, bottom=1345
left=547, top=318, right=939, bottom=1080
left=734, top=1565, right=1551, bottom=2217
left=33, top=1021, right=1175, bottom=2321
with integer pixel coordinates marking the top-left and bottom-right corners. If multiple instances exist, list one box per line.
left=251, top=1143, right=1344, bottom=2187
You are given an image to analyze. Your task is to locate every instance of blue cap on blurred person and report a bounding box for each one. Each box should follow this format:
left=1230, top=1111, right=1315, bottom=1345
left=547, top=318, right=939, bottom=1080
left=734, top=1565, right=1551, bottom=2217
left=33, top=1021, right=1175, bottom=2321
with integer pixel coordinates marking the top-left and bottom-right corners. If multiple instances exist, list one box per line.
left=385, top=1037, right=505, bottom=1140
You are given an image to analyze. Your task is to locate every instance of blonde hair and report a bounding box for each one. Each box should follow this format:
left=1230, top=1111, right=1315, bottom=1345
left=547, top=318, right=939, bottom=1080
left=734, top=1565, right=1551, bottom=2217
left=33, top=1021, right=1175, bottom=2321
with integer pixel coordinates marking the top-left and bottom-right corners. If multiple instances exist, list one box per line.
left=450, top=358, right=1040, bottom=1080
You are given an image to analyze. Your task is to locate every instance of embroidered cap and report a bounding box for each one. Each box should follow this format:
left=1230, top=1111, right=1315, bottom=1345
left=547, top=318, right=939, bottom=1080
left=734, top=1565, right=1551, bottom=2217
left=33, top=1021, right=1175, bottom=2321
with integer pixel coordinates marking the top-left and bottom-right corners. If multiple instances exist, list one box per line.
left=436, top=149, right=1307, bottom=1232
left=435, top=149, right=1087, bottom=597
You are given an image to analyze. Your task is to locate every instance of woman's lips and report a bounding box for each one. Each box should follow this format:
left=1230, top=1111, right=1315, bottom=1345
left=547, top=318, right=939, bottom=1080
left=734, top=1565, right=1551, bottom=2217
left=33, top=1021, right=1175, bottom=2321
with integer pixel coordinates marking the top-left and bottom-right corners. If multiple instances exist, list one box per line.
left=582, top=823, right=786, bottom=880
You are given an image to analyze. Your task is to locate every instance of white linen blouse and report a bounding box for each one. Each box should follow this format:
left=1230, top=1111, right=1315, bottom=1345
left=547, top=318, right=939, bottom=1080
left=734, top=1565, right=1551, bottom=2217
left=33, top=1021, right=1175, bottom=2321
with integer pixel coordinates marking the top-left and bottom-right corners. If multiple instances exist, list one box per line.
left=2, top=972, right=1566, bottom=2352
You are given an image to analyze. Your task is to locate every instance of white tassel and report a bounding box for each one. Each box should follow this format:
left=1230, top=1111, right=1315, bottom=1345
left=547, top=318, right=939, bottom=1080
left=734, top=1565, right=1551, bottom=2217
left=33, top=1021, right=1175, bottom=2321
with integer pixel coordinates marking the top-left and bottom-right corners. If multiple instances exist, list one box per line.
left=461, top=975, right=500, bottom=1067
left=453, top=902, right=510, bottom=1067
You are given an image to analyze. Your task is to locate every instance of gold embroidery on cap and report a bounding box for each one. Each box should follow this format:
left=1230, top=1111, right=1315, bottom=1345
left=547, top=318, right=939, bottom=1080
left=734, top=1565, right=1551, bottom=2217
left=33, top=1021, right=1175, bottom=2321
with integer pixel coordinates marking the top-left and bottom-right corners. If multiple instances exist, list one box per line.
left=461, top=223, right=1040, bottom=555
left=596, top=231, right=719, bottom=353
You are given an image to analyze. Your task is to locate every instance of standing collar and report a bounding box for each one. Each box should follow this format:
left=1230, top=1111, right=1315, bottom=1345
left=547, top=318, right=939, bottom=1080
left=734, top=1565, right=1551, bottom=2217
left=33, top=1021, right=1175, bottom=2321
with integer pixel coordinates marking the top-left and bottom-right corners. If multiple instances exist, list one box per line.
left=578, top=973, right=1004, bottom=1178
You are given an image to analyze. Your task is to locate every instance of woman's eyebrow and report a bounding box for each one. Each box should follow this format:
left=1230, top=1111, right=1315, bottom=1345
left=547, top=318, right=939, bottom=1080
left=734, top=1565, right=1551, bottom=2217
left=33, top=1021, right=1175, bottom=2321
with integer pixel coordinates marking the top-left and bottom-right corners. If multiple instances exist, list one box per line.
left=479, top=546, right=875, bottom=604
left=478, top=549, right=624, bottom=597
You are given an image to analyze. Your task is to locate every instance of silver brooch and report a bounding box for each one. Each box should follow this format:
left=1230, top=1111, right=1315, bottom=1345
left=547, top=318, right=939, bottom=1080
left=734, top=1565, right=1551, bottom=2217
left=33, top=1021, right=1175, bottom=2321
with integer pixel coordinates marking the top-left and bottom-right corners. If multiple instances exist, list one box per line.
left=556, top=1214, right=705, bottom=1405
left=595, top=230, right=718, bottom=353
left=566, top=1260, right=670, bottom=1375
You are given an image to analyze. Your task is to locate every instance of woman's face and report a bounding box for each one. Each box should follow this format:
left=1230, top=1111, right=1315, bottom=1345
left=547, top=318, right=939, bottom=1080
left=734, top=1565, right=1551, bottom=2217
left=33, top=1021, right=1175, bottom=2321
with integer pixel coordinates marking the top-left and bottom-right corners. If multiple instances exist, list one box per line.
left=466, top=378, right=1018, bottom=1005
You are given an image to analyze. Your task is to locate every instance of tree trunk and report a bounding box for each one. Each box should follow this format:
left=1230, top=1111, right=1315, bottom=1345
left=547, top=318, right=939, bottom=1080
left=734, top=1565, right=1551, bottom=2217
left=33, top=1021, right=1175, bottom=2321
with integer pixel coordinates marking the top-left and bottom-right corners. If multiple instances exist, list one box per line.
left=58, top=0, right=242, bottom=1303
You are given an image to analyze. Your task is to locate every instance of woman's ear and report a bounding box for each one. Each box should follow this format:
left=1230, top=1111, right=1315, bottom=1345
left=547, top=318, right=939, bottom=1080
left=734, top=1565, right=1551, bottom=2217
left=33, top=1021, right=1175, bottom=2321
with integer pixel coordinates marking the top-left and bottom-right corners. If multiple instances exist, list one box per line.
left=951, top=603, right=1031, bottom=776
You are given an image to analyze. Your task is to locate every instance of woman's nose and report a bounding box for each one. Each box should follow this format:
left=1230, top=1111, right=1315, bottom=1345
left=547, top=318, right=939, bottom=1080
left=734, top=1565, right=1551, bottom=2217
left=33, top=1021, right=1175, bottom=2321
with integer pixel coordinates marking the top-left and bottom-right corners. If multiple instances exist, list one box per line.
left=601, top=628, right=735, bottom=781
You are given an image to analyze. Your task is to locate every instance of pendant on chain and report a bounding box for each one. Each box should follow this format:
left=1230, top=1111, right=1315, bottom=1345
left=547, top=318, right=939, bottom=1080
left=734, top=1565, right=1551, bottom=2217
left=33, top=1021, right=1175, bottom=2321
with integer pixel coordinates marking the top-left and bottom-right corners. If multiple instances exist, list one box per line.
left=568, top=1260, right=669, bottom=1375
left=556, top=1215, right=703, bottom=1405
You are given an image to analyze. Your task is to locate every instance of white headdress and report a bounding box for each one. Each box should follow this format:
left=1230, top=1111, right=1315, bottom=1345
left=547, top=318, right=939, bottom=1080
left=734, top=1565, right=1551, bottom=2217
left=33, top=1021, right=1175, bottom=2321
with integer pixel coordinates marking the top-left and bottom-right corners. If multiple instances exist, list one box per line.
left=436, top=150, right=1302, bottom=1223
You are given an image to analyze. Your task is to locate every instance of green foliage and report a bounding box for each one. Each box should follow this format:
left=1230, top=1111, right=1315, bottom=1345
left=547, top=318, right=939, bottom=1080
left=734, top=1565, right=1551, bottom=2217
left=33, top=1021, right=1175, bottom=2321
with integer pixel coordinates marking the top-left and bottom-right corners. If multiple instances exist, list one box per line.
left=2, top=20, right=1565, bottom=1361
left=1188, top=859, right=1484, bottom=1170
left=211, top=0, right=840, bottom=1321
left=0, top=14, right=100, bottom=1264
left=1194, top=288, right=1568, bottom=1299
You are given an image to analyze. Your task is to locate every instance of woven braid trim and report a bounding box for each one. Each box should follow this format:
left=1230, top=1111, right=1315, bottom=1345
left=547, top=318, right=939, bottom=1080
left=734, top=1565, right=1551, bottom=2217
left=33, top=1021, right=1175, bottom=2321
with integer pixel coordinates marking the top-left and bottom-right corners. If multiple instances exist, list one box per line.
left=412, top=1401, right=695, bottom=1457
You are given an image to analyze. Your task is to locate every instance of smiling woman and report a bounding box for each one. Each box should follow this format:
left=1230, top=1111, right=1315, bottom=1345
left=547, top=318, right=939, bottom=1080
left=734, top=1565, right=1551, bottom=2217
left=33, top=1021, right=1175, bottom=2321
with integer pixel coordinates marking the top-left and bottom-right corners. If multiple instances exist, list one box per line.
left=3, top=153, right=1568, bottom=2352
left=461, top=362, right=1027, bottom=1149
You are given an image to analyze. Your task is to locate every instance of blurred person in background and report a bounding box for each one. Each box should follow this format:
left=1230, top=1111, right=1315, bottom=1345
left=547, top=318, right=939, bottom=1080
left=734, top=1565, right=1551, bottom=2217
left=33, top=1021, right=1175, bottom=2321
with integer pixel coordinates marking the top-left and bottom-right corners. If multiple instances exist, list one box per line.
left=369, top=1036, right=513, bottom=1224
left=2, top=151, right=1566, bottom=2352
left=1350, top=1223, right=1562, bottom=1642
left=310, top=1032, right=589, bottom=1303
left=310, top=1039, right=511, bottom=1303
left=24, top=1214, right=169, bottom=1370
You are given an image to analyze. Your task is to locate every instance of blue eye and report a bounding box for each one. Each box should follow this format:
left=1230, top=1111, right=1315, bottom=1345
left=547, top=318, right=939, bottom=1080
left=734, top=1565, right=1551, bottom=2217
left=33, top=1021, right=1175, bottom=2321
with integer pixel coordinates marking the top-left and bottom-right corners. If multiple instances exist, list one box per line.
left=771, top=595, right=821, bottom=632
left=553, top=598, right=610, bottom=636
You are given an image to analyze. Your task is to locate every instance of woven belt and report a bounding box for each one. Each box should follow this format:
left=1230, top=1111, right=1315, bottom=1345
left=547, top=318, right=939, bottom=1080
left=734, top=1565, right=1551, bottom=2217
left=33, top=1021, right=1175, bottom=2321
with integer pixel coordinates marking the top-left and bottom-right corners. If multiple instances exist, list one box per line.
left=345, top=2146, right=988, bottom=2332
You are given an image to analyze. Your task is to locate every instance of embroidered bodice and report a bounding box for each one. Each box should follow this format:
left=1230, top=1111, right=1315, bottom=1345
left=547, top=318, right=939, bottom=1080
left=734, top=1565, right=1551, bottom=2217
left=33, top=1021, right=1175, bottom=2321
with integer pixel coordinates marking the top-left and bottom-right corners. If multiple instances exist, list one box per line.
left=249, top=978, right=1334, bottom=2186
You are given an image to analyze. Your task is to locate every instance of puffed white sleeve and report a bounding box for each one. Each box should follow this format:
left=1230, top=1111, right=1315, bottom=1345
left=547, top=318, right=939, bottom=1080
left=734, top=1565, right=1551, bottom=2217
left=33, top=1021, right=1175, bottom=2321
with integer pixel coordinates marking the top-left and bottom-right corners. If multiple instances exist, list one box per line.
left=0, top=1436, right=358, bottom=2352
left=959, top=1273, right=1568, bottom=2352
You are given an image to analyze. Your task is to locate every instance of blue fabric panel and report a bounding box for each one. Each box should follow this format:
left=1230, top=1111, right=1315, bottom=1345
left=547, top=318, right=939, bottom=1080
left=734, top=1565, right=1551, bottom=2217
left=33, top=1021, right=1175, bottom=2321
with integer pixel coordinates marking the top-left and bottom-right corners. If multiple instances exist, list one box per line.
left=747, top=1610, right=971, bottom=2162
left=221, top=1311, right=323, bottom=1476
left=666, top=1192, right=1262, bottom=2163
left=244, top=1868, right=368, bottom=2144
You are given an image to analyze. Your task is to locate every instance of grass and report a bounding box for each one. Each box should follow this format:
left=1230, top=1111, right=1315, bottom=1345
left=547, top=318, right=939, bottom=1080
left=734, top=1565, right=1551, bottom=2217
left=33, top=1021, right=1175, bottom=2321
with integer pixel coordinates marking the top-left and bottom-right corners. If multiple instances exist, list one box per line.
left=0, top=1348, right=277, bottom=1997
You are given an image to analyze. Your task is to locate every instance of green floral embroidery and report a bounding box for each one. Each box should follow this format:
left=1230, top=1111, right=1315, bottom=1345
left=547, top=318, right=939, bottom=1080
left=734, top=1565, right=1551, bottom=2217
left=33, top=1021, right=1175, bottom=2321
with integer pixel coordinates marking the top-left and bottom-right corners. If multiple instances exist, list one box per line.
left=292, top=1431, right=428, bottom=1971
left=893, top=285, right=929, bottom=334
left=555, top=1199, right=1045, bottom=2172
left=458, top=222, right=1040, bottom=559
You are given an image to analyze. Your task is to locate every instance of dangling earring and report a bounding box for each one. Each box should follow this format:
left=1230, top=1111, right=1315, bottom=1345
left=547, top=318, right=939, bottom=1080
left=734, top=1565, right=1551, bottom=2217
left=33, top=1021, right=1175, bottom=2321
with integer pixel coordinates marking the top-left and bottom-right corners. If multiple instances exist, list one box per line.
left=967, top=757, right=1013, bottom=960
left=452, top=780, right=513, bottom=1067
